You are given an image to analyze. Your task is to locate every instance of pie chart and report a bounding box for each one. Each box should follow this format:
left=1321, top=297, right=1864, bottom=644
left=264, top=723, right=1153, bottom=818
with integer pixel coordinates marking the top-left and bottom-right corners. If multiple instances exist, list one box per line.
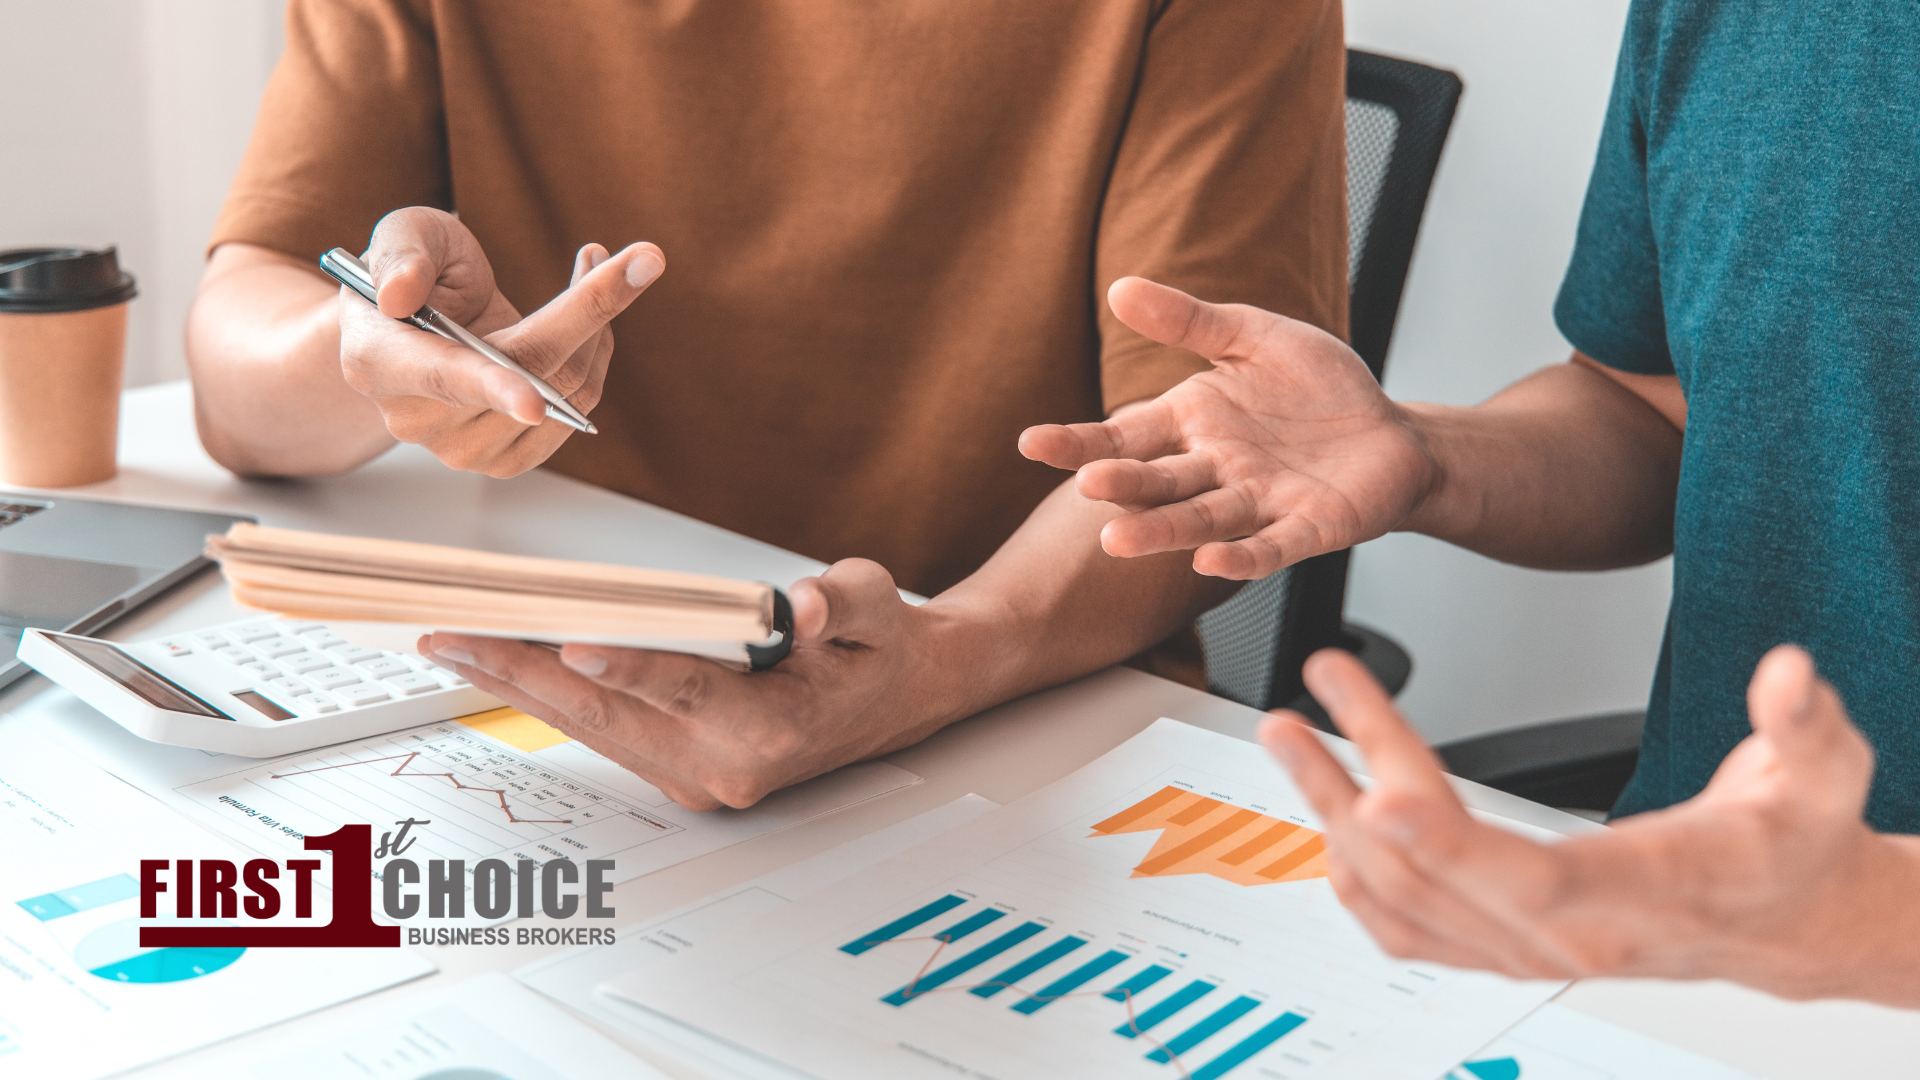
left=18, top=872, right=247, bottom=983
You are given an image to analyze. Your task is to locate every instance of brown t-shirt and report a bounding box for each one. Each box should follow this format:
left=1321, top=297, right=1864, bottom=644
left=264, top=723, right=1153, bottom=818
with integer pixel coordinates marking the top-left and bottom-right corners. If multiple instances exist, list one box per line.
left=213, top=0, right=1347, bottom=604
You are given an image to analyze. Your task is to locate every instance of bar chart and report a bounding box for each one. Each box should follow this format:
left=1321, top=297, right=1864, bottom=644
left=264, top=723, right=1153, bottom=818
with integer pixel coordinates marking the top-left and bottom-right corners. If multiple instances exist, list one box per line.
left=839, top=893, right=1314, bottom=1080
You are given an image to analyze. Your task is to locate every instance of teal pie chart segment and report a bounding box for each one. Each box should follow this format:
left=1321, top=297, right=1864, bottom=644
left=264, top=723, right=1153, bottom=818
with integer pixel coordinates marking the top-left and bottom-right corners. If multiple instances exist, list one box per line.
left=73, top=916, right=246, bottom=983
left=1463, top=1058, right=1522, bottom=1080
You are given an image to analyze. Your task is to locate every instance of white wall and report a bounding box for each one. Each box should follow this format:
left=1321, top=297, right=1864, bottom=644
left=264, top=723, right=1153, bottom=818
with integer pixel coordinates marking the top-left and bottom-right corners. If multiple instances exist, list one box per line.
left=0, top=0, right=1672, bottom=742
left=1342, top=0, right=1674, bottom=743
left=0, top=0, right=279, bottom=388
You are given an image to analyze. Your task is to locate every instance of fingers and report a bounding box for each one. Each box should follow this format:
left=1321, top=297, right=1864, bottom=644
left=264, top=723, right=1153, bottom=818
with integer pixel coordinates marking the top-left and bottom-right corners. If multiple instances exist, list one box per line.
left=1106, top=277, right=1269, bottom=363
left=1263, top=711, right=1576, bottom=977
left=492, top=242, right=664, bottom=379
left=420, top=633, right=737, bottom=806
left=1074, top=453, right=1218, bottom=508
left=1018, top=405, right=1183, bottom=471
left=571, top=243, right=610, bottom=287
left=346, top=235, right=653, bottom=437
left=787, top=558, right=903, bottom=647
left=1099, top=486, right=1263, bottom=559
left=421, top=633, right=617, bottom=726
left=1305, top=641, right=1589, bottom=945
left=1190, top=512, right=1337, bottom=579
left=1302, top=650, right=1456, bottom=800
left=1745, top=644, right=1875, bottom=809
left=1326, top=862, right=1522, bottom=972
left=340, top=310, right=550, bottom=427
left=1261, top=712, right=1362, bottom=828
left=556, top=643, right=750, bottom=727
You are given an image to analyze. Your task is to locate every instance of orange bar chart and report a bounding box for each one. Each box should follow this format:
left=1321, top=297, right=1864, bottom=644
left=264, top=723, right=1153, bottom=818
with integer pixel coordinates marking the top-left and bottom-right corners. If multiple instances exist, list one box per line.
left=1089, top=786, right=1328, bottom=886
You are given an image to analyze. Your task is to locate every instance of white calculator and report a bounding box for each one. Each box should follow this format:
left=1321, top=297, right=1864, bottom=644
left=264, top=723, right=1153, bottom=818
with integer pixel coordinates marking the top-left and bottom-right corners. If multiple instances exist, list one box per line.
left=16, top=617, right=502, bottom=757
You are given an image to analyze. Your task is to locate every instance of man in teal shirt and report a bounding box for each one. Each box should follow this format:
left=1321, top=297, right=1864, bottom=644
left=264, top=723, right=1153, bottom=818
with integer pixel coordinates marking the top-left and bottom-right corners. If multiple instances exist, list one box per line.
left=1022, top=0, right=1920, bottom=1001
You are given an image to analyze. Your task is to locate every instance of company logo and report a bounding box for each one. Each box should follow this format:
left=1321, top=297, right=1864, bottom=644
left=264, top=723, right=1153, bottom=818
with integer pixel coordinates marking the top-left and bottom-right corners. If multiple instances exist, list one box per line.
left=137, top=820, right=616, bottom=949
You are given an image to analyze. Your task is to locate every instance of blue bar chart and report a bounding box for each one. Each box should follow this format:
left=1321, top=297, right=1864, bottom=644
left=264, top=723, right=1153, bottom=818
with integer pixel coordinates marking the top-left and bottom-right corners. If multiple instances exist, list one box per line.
left=1117, top=980, right=1215, bottom=1037
left=841, top=895, right=1311, bottom=1079
left=838, top=894, right=966, bottom=956
left=1011, top=949, right=1129, bottom=1014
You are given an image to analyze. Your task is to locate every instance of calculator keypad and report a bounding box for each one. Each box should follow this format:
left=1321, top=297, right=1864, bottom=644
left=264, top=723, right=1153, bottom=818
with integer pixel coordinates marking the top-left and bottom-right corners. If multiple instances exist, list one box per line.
left=335, top=683, right=392, bottom=706
left=305, top=667, right=362, bottom=690
left=252, top=638, right=307, bottom=659
left=384, top=671, right=440, bottom=696
left=355, top=656, right=412, bottom=679
left=124, top=617, right=482, bottom=723
left=277, top=652, right=335, bottom=674
left=327, top=644, right=383, bottom=665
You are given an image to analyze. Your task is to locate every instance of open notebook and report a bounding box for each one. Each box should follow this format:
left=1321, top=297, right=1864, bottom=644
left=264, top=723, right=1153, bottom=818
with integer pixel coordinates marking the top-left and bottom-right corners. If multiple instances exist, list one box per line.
left=206, top=523, right=792, bottom=668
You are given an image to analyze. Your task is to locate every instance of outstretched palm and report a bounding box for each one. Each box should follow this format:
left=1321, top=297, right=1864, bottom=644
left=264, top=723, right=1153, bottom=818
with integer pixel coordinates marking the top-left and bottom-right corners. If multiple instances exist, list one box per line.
left=1020, top=277, right=1434, bottom=579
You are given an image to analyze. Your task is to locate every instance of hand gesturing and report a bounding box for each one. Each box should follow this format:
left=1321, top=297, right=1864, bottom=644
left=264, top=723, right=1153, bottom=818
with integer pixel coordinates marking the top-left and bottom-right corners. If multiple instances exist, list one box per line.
left=1020, top=277, right=1434, bottom=579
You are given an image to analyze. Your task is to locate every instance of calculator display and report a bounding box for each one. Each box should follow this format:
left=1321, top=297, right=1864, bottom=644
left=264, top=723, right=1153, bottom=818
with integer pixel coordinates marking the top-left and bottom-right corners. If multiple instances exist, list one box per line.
left=48, top=634, right=231, bottom=719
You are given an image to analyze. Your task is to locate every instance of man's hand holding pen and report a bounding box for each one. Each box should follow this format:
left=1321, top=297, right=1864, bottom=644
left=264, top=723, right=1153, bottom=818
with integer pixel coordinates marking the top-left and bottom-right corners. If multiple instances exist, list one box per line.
left=338, top=206, right=664, bottom=477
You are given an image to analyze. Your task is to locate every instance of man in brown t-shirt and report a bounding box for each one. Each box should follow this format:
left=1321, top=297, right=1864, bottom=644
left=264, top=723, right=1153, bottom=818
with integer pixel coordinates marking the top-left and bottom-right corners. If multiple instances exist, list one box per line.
left=186, top=0, right=1348, bottom=809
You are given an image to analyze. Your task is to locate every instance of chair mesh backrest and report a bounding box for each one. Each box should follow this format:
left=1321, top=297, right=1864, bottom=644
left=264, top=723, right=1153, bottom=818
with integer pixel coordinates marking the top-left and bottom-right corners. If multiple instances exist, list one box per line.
left=1346, top=100, right=1400, bottom=289
left=1197, top=51, right=1461, bottom=710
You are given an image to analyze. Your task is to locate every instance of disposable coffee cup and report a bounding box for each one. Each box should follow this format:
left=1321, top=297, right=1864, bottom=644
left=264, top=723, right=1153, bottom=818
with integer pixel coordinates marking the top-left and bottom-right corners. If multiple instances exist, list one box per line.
left=0, top=247, right=137, bottom=487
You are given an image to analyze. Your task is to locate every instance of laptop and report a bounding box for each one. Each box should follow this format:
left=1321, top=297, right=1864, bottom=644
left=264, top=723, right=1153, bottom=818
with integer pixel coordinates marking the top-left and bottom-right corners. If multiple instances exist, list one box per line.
left=0, top=492, right=253, bottom=690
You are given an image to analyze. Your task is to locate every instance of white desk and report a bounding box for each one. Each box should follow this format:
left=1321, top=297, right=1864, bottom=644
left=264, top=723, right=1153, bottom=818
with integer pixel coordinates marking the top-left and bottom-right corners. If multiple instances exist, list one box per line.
left=5, top=382, right=1914, bottom=1079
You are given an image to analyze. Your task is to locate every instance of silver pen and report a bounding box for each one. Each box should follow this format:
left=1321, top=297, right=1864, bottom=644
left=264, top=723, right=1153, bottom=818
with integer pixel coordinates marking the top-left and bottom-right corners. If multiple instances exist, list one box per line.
left=320, top=247, right=597, bottom=434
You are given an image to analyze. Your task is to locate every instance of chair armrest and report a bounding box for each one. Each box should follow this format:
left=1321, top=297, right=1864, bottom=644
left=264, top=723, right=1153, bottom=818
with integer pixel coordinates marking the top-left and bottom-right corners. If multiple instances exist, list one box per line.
left=1434, top=710, right=1645, bottom=813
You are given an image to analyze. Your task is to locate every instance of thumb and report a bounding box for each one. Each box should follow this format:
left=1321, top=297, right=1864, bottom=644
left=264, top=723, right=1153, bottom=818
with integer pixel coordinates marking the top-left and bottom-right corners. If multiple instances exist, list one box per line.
left=789, top=559, right=902, bottom=647
left=365, top=205, right=498, bottom=321
left=367, top=207, right=460, bottom=318
left=1107, top=276, right=1263, bottom=364
left=1746, top=644, right=1874, bottom=809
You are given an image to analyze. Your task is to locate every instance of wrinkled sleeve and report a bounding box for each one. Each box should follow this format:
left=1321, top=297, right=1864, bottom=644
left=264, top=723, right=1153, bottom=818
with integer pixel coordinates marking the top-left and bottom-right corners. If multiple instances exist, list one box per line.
left=208, top=0, right=450, bottom=261
left=1553, top=21, right=1673, bottom=376
left=1095, top=0, right=1349, bottom=413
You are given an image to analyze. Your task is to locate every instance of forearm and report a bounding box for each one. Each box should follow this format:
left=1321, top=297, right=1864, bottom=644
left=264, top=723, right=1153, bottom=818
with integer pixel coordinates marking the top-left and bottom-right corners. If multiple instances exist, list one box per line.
left=915, top=479, right=1236, bottom=722
left=186, top=243, right=396, bottom=476
left=1399, top=358, right=1682, bottom=570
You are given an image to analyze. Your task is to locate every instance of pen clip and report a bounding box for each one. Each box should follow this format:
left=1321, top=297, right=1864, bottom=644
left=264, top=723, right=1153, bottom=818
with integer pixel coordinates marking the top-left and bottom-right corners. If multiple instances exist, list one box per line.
left=319, top=248, right=380, bottom=307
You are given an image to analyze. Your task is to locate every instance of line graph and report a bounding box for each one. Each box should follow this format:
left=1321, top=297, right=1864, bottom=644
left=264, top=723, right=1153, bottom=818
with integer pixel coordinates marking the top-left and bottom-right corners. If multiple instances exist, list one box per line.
left=271, top=752, right=575, bottom=826
left=165, top=719, right=919, bottom=913
left=184, top=723, right=686, bottom=868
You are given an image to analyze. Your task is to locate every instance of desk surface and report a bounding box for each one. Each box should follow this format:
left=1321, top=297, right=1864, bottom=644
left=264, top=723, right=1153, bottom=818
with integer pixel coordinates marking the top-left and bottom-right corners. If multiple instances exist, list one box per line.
left=4, top=381, right=1914, bottom=1080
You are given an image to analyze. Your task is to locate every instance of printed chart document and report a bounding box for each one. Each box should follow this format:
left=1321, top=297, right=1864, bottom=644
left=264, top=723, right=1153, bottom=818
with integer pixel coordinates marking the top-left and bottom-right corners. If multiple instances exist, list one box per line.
left=19, top=687, right=918, bottom=901
left=1442, top=1004, right=1760, bottom=1080
left=605, top=719, right=1568, bottom=1080
left=0, top=727, right=434, bottom=1080
left=517, top=794, right=999, bottom=1078
left=203, top=972, right=669, bottom=1080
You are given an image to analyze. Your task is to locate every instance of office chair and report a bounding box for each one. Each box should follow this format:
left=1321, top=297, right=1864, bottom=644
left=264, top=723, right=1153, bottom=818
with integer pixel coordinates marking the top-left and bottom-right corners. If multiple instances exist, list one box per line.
left=1196, top=50, right=1461, bottom=718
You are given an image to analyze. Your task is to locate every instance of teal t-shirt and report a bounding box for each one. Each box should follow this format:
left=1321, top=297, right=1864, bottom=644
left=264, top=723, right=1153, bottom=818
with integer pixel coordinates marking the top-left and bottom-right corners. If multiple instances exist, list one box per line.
left=1554, top=0, right=1920, bottom=831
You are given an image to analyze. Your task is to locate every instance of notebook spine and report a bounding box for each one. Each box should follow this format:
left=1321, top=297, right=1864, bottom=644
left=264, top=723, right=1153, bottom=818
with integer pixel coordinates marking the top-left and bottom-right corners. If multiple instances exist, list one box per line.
left=745, top=589, right=795, bottom=671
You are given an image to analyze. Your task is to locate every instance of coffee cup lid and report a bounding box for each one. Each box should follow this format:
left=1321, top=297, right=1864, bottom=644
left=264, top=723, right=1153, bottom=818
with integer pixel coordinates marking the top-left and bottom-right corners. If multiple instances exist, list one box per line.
left=0, top=247, right=138, bottom=313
